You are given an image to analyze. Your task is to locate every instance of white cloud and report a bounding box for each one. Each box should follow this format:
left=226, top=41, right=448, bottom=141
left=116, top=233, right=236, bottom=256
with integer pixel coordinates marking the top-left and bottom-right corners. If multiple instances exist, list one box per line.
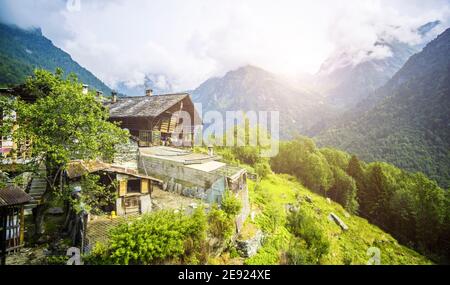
left=1, top=0, right=449, bottom=91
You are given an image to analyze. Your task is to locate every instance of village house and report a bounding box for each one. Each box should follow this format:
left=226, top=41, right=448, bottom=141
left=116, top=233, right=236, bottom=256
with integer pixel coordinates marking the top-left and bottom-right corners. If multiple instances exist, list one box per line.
left=138, top=146, right=250, bottom=231
left=0, top=87, right=34, bottom=162
left=0, top=186, right=31, bottom=265
left=2, top=85, right=250, bottom=254
left=104, top=89, right=202, bottom=147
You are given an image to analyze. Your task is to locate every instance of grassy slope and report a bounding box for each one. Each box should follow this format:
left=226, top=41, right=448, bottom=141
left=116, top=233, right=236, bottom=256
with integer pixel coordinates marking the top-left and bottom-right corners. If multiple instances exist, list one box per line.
left=244, top=174, right=431, bottom=265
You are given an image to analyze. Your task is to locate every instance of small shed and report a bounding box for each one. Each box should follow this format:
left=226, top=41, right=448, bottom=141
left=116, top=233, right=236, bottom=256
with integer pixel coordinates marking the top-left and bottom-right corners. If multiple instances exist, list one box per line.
left=0, top=185, right=31, bottom=265
left=66, top=160, right=162, bottom=216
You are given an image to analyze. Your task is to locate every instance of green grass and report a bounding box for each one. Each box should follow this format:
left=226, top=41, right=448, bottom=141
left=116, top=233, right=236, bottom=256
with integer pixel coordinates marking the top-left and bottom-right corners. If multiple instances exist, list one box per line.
left=245, top=173, right=432, bottom=265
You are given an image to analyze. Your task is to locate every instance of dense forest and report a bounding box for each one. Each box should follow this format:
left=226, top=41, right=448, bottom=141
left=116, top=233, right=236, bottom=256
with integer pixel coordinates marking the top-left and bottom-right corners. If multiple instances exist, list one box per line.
left=270, top=137, right=450, bottom=263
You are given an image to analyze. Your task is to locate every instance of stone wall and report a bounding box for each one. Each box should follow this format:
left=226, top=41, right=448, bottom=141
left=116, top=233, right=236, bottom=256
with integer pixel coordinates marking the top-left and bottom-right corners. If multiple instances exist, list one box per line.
left=114, top=139, right=139, bottom=168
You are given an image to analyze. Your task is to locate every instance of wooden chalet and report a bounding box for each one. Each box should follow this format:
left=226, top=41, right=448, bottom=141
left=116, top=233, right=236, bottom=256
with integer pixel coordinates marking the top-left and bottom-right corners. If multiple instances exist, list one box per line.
left=104, top=89, right=202, bottom=147
left=0, top=185, right=31, bottom=265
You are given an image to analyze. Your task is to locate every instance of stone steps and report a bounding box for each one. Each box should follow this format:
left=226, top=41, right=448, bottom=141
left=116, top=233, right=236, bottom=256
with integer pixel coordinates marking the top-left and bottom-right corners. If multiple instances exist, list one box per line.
left=25, top=165, right=47, bottom=211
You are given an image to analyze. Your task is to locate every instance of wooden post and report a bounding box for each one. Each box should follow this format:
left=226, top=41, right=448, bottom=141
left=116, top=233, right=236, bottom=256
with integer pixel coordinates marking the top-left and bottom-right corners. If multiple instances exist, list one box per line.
left=0, top=209, right=6, bottom=265
left=141, top=179, right=149, bottom=194
left=19, top=206, right=25, bottom=246
left=119, top=180, right=127, bottom=196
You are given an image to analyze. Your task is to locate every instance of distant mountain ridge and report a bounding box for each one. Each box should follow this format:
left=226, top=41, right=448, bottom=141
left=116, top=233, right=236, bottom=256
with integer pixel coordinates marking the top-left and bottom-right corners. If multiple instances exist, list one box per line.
left=316, top=28, right=450, bottom=187
left=0, top=23, right=111, bottom=94
left=192, top=65, right=332, bottom=137
left=314, top=21, right=441, bottom=110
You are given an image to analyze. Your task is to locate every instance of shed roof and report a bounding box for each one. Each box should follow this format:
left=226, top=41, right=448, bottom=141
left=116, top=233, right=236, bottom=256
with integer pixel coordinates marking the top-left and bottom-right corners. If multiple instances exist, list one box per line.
left=0, top=185, right=32, bottom=207
left=66, top=160, right=162, bottom=182
left=104, top=93, right=189, bottom=118
left=66, top=160, right=109, bottom=179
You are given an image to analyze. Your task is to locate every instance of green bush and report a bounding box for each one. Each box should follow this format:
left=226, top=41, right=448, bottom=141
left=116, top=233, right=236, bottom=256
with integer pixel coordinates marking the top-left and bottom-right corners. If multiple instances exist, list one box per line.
left=85, top=209, right=207, bottom=265
left=254, top=161, right=272, bottom=179
left=45, top=255, right=69, bottom=265
left=221, top=191, right=242, bottom=217
left=208, top=205, right=235, bottom=241
left=284, top=238, right=317, bottom=265
left=286, top=208, right=330, bottom=263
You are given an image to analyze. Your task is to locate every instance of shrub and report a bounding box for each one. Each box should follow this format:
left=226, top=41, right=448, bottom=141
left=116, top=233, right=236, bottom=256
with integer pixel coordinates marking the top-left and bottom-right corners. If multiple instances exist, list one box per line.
left=258, top=203, right=284, bottom=233
left=221, top=191, right=242, bottom=217
left=208, top=205, right=235, bottom=241
left=286, top=208, right=330, bottom=262
left=284, top=238, right=316, bottom=265
left=254, top=161, right=272, bottom=179
left=85, top=209, right=207, bottom=265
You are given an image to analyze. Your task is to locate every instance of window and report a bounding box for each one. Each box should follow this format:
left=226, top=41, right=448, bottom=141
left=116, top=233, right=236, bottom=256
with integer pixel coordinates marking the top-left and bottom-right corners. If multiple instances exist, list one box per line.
left=127, top=178, right=141, bottom=193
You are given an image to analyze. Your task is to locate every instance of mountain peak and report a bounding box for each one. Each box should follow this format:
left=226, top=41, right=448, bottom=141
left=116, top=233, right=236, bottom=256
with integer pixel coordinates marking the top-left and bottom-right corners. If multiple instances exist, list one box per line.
left=230, top=64, right=270, bottom=75
left=417, top=20, right=441, bottom=36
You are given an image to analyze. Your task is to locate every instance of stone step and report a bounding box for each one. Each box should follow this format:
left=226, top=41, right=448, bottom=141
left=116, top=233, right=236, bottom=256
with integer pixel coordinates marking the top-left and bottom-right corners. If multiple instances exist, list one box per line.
left=30, top=188, right=46, bottom=192
left=30, top=187, right=44, bottom=191
left=30, top=185, right=46, bottom=189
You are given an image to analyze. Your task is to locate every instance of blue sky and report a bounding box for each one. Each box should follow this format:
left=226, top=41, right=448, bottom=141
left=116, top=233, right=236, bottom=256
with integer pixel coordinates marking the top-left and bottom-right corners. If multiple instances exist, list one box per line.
left=1, top=0, right=449, bottom=90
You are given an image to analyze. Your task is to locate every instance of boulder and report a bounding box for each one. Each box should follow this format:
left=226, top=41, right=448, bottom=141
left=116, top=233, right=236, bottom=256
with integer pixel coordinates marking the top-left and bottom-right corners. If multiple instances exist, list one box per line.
left=236, top=230, right=264, bottom=258
left=329, top=212, right=349, bottom=231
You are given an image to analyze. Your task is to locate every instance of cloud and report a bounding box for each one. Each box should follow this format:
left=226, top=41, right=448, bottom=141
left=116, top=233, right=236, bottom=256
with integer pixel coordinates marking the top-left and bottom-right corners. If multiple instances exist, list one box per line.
left=1, top=0, right=449, bottom=91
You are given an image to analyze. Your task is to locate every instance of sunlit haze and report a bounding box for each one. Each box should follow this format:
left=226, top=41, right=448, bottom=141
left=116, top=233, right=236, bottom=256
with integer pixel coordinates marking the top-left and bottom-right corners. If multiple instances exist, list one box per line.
left=1, top=0, right=449, bottom=90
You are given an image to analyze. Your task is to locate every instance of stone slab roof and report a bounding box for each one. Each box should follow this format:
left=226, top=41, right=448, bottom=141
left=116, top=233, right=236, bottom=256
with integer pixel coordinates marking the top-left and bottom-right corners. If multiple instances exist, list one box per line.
left=0, top=185, right=32, bottom=207
left=104, top=93, right=188, bottom=118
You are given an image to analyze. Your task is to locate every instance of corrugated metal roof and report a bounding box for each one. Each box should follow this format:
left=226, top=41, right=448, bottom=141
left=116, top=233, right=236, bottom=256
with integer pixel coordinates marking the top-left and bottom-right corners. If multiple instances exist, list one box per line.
left=104, top=93, right=188, bottom=118
left=0, top=185, right=32, bottom=206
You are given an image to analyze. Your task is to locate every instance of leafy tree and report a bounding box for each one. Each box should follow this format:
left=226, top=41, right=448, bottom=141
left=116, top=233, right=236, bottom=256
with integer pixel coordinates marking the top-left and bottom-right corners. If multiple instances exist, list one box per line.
left=328, top=167, right=359, bottom=214
left=271, top=136, right=332, bottom=194
left=413, top=173, right=446, bottom=255
left=346, top=155, right=366, bottom=187
left=12, top=69, right=128, bottom=235
left=320, top=148, right=350, bottom=170
left=71, top=174, right=117, bottom=215
left=364, top=165, right=390, bottom=224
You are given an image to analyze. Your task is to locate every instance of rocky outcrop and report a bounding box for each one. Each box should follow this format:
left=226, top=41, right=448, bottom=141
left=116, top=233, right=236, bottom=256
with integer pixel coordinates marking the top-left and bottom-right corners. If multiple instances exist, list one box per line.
left=235, top=230, right=264, bottom=258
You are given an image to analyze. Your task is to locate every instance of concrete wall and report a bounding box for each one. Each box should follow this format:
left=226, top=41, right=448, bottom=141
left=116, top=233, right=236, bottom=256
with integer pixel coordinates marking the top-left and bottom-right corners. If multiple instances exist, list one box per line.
left=139, top=155, right=228, bottom=204
left=235, top=186, right=250, bottom=233
left=161, top=176, right=226, bottom=204
left=139, top=155, right=222, bottom=188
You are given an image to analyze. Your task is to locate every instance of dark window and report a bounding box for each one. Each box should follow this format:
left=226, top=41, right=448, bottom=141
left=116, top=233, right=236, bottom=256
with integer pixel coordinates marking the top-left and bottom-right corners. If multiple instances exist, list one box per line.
left=127, top=178, right=141, bottom=193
